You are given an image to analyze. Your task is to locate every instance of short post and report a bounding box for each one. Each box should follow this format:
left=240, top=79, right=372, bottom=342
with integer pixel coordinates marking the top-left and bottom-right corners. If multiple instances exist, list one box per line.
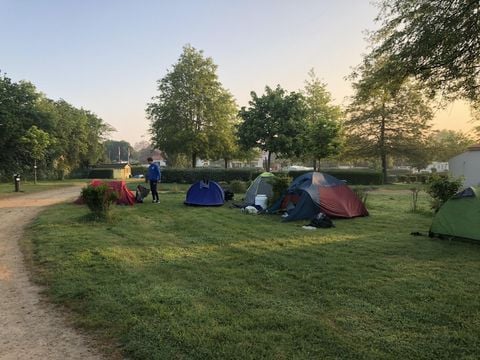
left=14, top=173, right=21, bottom=192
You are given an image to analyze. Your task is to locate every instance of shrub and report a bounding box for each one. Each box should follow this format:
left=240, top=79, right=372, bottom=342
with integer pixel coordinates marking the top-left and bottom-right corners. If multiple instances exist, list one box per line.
left=81, top=184, right=118, bottom=220
left=130, top=165, right=147, bottom=177
left=426, top=174, right=463, bottom=211
left=351, top=186, right=370, bottom=207
left=229, top=180, right=247, bottom=194
left=268, top=175, right=291, bottom=205
left=410, top=187, right=421, bottom=213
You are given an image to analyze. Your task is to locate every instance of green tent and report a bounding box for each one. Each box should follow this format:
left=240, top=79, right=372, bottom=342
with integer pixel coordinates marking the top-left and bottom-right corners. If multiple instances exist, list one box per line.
left=429, top=187, right=480, bottom=241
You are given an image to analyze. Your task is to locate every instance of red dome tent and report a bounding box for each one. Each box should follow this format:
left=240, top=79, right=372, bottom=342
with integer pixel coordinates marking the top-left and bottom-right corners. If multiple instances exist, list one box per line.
left=268, top=172, right=368, bottom=221
left=75, top=179, right=136, bottom=206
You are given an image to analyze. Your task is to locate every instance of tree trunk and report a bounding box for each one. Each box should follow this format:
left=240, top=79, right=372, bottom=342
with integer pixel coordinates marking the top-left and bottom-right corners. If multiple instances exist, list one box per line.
left=192, top=153, right=197, bottom=168
left=267, top=151, right=272, bottom=171
left=380, top=113, right=387, bottom=184
left=224, top=158, right=228, bottom=169
left=313, top=159, right=317, bottom=172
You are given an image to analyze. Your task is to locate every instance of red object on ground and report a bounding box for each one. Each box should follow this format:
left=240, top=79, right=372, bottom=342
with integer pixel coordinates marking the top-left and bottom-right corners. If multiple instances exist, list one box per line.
left=75, top=180, right=136, bottom=206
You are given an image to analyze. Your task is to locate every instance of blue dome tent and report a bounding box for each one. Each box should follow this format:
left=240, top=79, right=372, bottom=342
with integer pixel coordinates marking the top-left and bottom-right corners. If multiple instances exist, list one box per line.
left=184, top=180, right=225, bottom=206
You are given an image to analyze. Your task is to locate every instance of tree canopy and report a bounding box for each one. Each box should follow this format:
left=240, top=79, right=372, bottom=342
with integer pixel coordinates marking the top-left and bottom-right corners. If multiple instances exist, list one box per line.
left=238, top=85, right=307, bottom=170
left=146, top=45, right=238, bottom=168
left=370, top=0, right=480, bottom=103
left=346, top=65, right=433, bottom=182
left=0, top=72, right=112, bottom=180
left=302, top=70, right=343, bottom=170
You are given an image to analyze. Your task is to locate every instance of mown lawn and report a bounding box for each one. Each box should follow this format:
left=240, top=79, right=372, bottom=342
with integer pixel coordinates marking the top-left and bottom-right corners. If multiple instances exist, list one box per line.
left=25, top=186, right=480, bottom=359
left=0, top=179, right=87, bottom=197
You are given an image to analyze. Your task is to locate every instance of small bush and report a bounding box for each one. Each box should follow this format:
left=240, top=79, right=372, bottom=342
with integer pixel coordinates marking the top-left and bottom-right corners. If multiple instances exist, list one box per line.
left=426, top=174, right=463, bottom=211
left=410, top=187, right=421, bottom=213
left=81, top=184, right=118, bottom=220
left=268, top=175, right=291, bottom=205
left=351, top=186, right=370, bottom=207
left=229, top=180, right=247, bottom=194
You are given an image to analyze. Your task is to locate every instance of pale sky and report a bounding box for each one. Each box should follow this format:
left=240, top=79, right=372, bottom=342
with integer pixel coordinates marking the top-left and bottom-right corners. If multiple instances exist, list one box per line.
left=1, top=0, right=473, bottom=145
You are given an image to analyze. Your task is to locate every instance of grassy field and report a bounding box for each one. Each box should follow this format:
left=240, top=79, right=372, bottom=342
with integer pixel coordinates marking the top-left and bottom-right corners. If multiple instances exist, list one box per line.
left=24, top=186, right=480, bottom=359
left=0, top=179, right=88, bottom=197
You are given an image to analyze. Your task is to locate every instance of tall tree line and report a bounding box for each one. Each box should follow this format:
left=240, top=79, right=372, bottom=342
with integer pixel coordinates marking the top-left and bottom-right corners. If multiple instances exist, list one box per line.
left=0, top=72, right=112, bottom=181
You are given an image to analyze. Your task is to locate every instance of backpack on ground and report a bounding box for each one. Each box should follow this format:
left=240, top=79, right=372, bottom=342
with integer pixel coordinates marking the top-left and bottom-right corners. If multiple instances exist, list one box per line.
left=135, top=185, right=150, bottom=203
left=308, top=212, right=335, bottom=228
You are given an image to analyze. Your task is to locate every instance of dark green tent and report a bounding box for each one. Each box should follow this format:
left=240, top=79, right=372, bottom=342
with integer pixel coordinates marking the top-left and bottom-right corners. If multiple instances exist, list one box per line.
left=429, top=187, right=480, bottom=241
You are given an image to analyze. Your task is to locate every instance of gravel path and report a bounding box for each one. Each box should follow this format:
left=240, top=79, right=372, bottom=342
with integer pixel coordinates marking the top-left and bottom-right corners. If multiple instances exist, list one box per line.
left=0, top=187, right=103, bottom=360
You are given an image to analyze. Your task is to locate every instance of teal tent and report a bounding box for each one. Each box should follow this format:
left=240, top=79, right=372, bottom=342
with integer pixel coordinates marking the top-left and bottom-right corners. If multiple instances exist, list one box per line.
left=429, top=187, right=480, bottom=241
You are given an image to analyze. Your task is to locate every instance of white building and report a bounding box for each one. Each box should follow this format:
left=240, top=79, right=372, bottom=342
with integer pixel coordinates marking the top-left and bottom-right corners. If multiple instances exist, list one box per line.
left=425, top=162, right=449, bottom=173
left=449, top=144, right=480, bottom=187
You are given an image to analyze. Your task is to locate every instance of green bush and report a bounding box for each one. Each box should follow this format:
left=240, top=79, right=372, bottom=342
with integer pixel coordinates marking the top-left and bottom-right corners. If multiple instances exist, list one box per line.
left=88, top=169, right=114, bottom=179
left=351, top=186, right=370, bottom=207
left=229, top=180, right=247, bottom=193
left=81, top=184, right=118, bottom=220
left=426, top=174, right=463, bottom=211
left=268, top=175, right=291, bottom=205
left=130, top=165, right=147, bottom=177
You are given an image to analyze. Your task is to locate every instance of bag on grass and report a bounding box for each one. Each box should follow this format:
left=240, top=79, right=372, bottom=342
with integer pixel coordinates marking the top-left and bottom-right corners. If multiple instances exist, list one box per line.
left=308, top=212, right=335, bottom=228
left=135, top=185, right=150, bottom=203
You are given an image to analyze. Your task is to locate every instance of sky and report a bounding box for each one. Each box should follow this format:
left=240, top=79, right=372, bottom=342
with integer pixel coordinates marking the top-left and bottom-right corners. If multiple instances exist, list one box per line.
left=1, top=0, right=473, bottom=146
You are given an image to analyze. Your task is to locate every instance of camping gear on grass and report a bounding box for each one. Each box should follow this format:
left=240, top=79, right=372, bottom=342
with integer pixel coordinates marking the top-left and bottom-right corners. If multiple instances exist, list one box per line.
left=429, top=187, right=480, bottom=242
left=184, top=180, right=225, bottom=206
left=254, top=194, right=268, bottom=209
left=268, top=172, right=368, bottom=221
left=75, top=179, right=136, bottom=205
left=244, top=172, right=274, bottom=206
left=135, top=185, right=150, bottom=203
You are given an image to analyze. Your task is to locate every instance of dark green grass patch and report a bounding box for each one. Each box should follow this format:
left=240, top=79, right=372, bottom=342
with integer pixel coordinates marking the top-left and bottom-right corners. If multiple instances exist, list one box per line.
left=26, top=189, right=480, bottom=359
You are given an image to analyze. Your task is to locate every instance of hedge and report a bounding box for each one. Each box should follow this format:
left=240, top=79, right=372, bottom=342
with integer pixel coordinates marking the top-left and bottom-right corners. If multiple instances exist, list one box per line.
left=161, top=168, right=263, bottom=183
left=130, top=165, right=147, bottom=177
left=283, top=170, right=383, bottom=185
left=160, top=168, right=383, bottom=185
left=88, top=169, right=114, bottom=179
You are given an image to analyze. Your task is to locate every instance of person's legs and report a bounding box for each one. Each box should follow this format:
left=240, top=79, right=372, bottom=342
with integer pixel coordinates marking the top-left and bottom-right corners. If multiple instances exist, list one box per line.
left=150, top=180, right=159, bottom=202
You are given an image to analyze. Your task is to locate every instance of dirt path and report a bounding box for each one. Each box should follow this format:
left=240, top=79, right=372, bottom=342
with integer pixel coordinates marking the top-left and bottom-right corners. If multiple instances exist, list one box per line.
left=0, top=187, right=103, bottom=360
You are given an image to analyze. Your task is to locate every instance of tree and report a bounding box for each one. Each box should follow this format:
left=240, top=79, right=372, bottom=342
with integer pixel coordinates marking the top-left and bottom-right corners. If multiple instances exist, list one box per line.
left=146, top=45, right=238, bottom=167
left=370, top=0, right=480, bottom=103
left=0, top=72, right=111, bottom=180
left=104, top=140, right=133, bottom=163
left=346, top=61, right=433, bottom=183
left=238, top=86, right=307, bottom=170
left=428, top=129, right=475, bottom=162
left=0, top=74, right=40, bottom=179
left=302, top=70, right=343, bottom=170
left=20, top=125, right=54, bottom=183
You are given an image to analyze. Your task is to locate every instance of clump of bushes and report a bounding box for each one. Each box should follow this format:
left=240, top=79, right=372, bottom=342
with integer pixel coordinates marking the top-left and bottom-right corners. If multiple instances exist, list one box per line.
left=268, top=175, right=291, bottom=206
left=426, top=174, right=463, bottom=211
left=81, top=184, right=118, bottom=220
left=229, top=180, right=247, bottom=194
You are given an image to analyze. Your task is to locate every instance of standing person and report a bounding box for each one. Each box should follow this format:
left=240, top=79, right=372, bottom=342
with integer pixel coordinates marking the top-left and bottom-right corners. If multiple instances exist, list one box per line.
left=147, top=157, right=161, bottom=203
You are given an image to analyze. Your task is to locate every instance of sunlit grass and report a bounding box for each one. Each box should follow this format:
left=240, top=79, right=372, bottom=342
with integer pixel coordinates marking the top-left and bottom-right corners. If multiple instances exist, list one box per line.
left=25, top=187, right=480, bottom=359
left=0, top=179, right=88, bottom=197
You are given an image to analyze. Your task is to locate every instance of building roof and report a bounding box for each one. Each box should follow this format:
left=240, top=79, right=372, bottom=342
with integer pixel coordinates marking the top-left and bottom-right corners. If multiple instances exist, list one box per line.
left=468, top=144, right=480, bottom=151
left=93, top=163, right=131, bottom=169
